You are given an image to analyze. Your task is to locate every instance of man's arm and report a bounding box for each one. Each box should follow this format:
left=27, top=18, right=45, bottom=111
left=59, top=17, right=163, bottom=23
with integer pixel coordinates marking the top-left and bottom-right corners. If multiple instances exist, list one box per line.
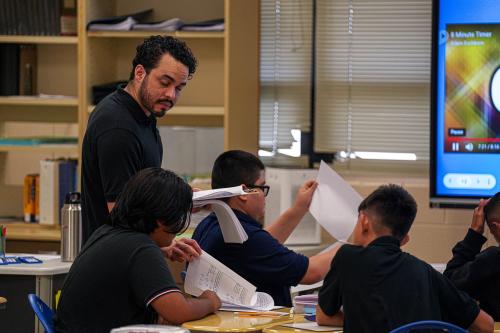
left=151, top=290, right=220, bottom=325
left=265, top=180, right=318, bottom=244
left=316, top=305, right=344, bottom=327
left=467, top=309, right=493, bottom=333
left=300, top=243, right=341, bottom=284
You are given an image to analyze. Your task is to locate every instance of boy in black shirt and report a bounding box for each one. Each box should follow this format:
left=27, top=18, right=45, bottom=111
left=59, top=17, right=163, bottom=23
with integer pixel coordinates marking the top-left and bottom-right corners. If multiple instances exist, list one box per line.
left=316, top=184, right=493, bottom=333
left=444, top=192, right=500, bottom=321
left=55, top=168, right=220, bottom=333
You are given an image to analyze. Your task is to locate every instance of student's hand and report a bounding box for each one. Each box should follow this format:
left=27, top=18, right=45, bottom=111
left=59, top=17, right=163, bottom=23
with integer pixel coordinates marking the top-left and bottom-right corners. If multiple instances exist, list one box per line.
left=471, top=199, right=488, bottom=235
left=162, top=238, right=202, bottom=263
left=293, top=180, right=318, bottom=214
left=199, top=290, right=221, bottom=312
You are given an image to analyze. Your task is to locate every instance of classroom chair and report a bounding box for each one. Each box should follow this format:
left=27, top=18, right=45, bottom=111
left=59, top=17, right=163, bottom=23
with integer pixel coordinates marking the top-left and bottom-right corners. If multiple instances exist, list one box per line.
left=28, top=293, right=55, bottom=333
left=389, top=320, right=468, bottom=333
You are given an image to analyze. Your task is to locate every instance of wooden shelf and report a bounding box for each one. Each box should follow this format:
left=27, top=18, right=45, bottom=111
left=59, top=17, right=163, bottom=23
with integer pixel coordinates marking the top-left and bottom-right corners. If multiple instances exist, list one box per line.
left=0, top=35, right=78, bottom=44
left=4, top=222, right=60, bottom=242
left=87, top=105, right=224, bottom=127
left=0, top=96, right=78, bottom=107
left=87, top=30, right=224, bottom=39
left=0, top=144, right=78, bottom=153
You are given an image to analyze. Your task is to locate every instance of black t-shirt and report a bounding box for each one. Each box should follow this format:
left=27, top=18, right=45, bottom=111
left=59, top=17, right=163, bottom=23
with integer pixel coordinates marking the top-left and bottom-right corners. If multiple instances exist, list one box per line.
left=54, top=225, right=178, bottom=333
left=318, top=236, right=480, bottom=333
left=444, top=228, right=500, bottom=320
left=81, top=88, right=162, bottom=243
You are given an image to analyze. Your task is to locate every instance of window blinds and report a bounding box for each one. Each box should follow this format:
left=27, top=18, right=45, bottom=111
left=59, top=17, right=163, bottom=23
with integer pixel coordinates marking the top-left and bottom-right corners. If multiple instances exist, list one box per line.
left=315, top=0, right=432, bottom=163
left=260, top=0, right=313, bottom=151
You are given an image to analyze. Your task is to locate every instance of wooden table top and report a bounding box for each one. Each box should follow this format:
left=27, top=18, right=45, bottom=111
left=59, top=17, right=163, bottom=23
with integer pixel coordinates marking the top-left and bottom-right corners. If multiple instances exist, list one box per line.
left=182, top=310, right=294, bottom=333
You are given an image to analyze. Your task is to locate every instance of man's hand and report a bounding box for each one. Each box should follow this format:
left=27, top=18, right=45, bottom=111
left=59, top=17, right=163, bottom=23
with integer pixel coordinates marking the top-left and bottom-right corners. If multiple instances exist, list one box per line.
left=162, top=238, right=202, bottom=263
left=293, top=180, right=318, bottom=214
left=471, top=199, right=489, bottom=235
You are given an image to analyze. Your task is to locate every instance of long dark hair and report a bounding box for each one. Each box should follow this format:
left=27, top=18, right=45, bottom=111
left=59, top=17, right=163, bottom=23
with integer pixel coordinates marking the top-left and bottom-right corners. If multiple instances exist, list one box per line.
left=109, top=167, right=193, bottom=234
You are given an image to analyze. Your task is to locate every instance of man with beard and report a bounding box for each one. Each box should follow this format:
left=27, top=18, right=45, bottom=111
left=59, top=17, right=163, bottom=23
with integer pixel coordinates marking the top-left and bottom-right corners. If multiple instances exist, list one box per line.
left=81, top=36, right=197, bottom=244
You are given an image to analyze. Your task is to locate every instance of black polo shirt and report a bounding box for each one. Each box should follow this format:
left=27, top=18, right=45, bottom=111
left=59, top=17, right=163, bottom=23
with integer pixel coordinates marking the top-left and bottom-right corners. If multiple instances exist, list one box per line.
left=81, top=88, right=162, bottom=244
left=318, top=236, right=480, bottom=333
left=54, top=224, right=179, bottom=333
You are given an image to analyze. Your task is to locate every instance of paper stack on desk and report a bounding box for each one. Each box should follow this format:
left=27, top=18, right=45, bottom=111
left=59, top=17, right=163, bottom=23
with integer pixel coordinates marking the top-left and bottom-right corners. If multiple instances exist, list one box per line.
left=185, top=251, right=274, bottom=311
left=192, top=186, right=250, bottom=243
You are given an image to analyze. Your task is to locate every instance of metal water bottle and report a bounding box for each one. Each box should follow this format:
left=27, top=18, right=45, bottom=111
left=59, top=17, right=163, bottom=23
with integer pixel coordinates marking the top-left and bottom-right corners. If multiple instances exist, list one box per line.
left=60, top=192, right=82, bottom=262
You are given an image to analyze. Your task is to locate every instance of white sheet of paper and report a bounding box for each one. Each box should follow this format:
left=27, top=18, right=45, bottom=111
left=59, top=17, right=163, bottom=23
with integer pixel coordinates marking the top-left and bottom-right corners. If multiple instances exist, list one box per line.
left=309, top=161, right=362, bottom=241
left=202, top=200, right=248, bottom=243
left=192, top=185, right=247, bottom=203
left=281, top=322, right=343, bottom=332
left=185, top=251, right=274, bottom=310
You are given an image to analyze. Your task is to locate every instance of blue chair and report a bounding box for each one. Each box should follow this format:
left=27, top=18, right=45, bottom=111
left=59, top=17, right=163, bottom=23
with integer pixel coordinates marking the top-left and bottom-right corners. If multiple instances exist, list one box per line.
left=389, top=320, right=468, bottom=333
left=28, top=294, right=55, bottom=333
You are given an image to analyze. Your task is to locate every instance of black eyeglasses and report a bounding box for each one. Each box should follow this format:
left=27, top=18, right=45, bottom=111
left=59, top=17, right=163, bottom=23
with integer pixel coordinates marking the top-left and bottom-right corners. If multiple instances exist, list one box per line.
left=245, top=184, right=270, bottom=197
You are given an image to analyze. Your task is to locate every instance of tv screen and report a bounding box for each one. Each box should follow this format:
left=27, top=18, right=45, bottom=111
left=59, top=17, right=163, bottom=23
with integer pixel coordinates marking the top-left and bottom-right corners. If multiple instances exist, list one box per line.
left=431, top=0, right=500, bottom=207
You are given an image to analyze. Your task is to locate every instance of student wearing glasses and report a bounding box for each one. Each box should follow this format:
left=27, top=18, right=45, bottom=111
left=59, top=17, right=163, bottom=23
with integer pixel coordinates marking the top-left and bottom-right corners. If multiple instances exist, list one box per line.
left=191, top=150, right=341, bottom=307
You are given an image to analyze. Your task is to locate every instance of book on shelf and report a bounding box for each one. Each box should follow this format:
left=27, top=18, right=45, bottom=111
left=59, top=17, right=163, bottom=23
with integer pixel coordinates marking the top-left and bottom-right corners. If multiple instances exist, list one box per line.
left=60, top=0, right=77, bottom=36
left=131, top=18, right=183, bottom=32
left=180, top=18, right=225, bottom=32
left=23, top=174, right=40, bottom=223
left=0, top=44, right=19, bottom=96
left=0, top=44, right=37, bottom=96
left=18, top=45, right=37, bottom=95
left=39, top=159, right=77, bottom=225
left=86, top=8, right=153, bottom=31
left=185, top=251, right=275, bottom=311
left=0, top=0, right=65, bottom=36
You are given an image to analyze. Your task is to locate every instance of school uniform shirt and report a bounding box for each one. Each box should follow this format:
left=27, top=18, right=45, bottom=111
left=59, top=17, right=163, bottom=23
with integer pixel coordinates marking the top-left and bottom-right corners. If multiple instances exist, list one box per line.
left=192, top=210, right=309, bottom=307
left=444, top=228, right=500, bottom=320
left=54, top=224, right=179, bottom=333
left=81, top=87, right=163, bottom=244
left=318, top=236, right=480, bottom=333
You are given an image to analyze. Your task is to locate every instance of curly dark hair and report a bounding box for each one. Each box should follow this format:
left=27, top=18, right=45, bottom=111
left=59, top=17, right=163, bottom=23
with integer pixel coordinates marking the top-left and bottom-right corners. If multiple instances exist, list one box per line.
left=109, top=167, right=193, bottom=235
left=129, top=35, right=197, bottom=80
left=358, top=184, right=417, bottom=241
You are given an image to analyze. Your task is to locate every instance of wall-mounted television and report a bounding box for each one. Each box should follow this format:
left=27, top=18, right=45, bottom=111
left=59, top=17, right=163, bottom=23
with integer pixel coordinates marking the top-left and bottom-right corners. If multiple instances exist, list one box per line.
left=430, top=0, right=500, bottom=208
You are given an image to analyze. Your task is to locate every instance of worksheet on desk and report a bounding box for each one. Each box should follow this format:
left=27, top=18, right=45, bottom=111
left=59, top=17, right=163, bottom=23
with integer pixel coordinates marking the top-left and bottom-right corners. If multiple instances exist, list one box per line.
left=185, top=251, right=274, bottom=311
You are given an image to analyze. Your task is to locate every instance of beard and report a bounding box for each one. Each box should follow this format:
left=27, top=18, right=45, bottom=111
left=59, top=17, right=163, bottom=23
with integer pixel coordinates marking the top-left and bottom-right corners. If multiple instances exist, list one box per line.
left=138, top=76, right=173, bottom=118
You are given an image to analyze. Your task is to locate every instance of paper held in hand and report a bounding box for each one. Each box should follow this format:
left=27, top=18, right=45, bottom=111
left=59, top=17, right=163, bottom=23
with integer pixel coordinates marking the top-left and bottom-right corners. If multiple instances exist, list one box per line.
left=185, top=251, right=274, bottom=311
left=192, top=186, right=250, bottom=244
left=309, top=161, right=362, bottom=242
left=192, top=185, right=248, bottom=206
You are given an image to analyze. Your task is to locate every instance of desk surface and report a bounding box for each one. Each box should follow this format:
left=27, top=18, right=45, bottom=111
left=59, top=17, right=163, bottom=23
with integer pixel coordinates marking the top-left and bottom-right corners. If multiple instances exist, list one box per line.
left=265, top=319, right=500, bottom=333
left=182, top=310, right=294, bottom=333
left=0, top=254, right=71, bottom=275
left=263, top=315, right=342, bottom=333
